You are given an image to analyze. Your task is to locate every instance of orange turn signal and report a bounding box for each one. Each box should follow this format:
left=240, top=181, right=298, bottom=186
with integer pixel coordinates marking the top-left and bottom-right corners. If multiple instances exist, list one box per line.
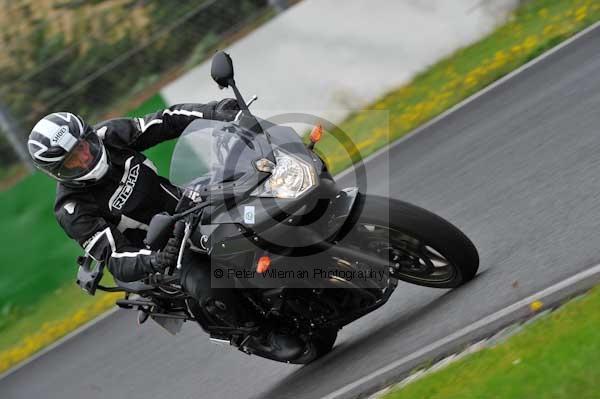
left=256, top=255, right=271, bottom=273
left=309, top=124, right=323, bottom=143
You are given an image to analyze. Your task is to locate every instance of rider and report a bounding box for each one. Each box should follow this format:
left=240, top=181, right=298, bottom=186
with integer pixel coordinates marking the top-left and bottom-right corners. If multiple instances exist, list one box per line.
left=27, top=100, right=247, bottom=325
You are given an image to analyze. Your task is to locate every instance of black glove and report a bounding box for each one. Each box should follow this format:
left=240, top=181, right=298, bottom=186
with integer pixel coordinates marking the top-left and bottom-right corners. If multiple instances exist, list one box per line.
left=211, top=98, right=240, bottom=122
left=148, top=237, right=181, bottom=273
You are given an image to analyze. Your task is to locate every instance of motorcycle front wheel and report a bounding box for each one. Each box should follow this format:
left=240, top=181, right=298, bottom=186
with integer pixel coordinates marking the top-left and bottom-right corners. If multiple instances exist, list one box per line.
left=342, top=195, right=479, bottom=289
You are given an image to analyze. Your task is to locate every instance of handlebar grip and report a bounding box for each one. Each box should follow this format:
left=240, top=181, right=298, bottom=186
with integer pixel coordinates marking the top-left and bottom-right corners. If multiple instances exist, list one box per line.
left=166, top=221, right=187, bottom=276
left=173, top=220, right=186, bottom=240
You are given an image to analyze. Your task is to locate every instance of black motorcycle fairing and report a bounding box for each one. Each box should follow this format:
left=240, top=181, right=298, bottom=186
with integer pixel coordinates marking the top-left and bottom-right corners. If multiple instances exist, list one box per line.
left=203, top=151, right=333, bottom=235
left=170, top=117, right=331, bottom=226
left=206, top=186, right=357, bottom=254
left=264, top=122, right=317, bottom=167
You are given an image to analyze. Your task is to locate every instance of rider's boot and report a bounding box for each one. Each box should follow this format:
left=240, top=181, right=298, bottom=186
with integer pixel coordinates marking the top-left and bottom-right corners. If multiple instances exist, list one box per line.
left=246, top=331, right=305, bottom=362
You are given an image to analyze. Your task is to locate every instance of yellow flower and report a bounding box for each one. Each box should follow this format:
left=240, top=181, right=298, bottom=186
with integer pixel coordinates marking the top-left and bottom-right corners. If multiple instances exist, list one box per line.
left=494, top=50, right=507, bottom=61
left=543, top=24, right=556, bottom=36
left=575, top=6, right=588, bottom=22
left=530, top=300, right=544, bottom=312
left=464, top=75, right=478, bottom=88
left=523, top=36, right=538, bottom=51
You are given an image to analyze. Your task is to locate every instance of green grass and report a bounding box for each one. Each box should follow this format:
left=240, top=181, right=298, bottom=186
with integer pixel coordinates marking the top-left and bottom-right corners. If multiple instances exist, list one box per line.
left=0, top=174, right=79, bottom=312
left=0, top=281, right=110, bottom=351
left=382, top=286, right=600, bottom=399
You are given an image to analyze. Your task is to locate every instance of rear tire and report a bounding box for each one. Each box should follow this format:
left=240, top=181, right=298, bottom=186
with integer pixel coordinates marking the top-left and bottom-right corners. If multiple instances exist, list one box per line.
left=344, top=195, right=479, bottom=288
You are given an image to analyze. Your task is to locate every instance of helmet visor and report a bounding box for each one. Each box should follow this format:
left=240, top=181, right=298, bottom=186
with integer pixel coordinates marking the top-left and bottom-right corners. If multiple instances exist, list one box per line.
left=56, top=133, right=103, bottom=180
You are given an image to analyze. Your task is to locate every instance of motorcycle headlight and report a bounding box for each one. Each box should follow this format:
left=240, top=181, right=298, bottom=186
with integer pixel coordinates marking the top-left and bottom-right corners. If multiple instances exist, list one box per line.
left=252, top=149, right=316, bottom=198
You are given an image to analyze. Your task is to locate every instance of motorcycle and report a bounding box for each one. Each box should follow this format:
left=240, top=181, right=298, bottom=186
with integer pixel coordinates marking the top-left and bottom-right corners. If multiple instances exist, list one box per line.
left=76, top=51, right=479, bottom=364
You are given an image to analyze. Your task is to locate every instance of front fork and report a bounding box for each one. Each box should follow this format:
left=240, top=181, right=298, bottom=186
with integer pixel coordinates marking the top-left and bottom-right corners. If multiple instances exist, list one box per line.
left=326, top=187, right=363, bottom=241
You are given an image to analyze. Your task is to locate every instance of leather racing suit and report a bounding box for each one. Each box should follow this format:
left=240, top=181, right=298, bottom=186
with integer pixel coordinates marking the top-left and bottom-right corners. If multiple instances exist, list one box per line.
left=55, top=102, right=244, bottom=323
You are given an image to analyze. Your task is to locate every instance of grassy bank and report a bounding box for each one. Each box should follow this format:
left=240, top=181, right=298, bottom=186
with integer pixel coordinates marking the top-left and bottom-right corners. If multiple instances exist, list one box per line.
left=0, top=287, right=121, bottom=373
left=1, top=0, right=599, bottom=374
left=382, top=285, right=600, bottom=399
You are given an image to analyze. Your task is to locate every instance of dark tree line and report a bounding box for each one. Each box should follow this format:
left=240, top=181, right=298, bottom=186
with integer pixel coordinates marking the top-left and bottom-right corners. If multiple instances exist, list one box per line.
left=0, top=0, right=269, bottom=167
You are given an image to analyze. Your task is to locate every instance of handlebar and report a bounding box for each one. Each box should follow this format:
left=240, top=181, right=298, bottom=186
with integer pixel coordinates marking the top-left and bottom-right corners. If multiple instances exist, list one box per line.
left=176, top=221, right=193, bottom=270
left=234, top=95, right=258, bottom=122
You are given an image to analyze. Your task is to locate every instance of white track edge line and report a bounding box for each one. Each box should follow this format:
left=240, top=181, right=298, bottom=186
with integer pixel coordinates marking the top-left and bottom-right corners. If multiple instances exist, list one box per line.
left=322, top=263, right=600, bottom=399
left=335, top=20, right=600, bottom=181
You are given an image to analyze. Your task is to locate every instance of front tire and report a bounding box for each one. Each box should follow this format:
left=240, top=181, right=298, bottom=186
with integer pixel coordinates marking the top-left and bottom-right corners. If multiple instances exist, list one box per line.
left=343, top=195, right=479, bottom=288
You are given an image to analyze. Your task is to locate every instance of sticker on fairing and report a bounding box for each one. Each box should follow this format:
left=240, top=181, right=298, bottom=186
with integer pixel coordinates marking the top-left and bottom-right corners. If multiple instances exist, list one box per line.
left=244, top=206, right=255, bottom=224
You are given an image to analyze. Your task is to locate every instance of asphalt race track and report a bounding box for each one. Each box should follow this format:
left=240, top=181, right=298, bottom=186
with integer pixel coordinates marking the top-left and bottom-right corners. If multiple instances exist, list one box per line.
left=2, top=25, right=600, bottom=399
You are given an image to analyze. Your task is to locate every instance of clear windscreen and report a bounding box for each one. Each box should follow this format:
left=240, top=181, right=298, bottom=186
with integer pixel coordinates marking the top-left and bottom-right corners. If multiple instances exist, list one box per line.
left=169, top=119, right=269, bottom=190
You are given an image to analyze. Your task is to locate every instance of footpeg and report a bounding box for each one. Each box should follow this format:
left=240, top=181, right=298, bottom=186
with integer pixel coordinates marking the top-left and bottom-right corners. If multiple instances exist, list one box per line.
left=137, top=310, right=150, bottom=325
left=116, top=298, right=157, bottom=309
left=209, top=337, right=231, bottom=346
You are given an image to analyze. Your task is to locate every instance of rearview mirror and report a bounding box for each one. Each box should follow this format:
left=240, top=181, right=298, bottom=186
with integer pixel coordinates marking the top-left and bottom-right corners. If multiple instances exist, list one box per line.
left=211, top=51, right=234, bottom=88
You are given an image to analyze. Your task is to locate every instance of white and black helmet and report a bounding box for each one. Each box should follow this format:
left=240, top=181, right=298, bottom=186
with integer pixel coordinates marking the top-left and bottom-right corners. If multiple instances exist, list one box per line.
left=28, top=112, right=109, bottom=187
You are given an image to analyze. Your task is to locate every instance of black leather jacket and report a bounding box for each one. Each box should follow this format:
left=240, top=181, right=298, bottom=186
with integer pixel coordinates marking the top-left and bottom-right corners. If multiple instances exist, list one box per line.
left=54, top=103, right=216, bottom=282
